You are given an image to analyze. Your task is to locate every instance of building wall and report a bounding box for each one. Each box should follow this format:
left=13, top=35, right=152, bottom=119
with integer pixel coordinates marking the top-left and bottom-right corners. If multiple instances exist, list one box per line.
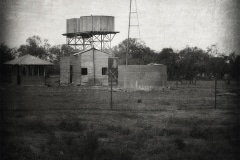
left=11, top=75, right=45, bottom=85
left=60, top=49, right=109, bottom=86
left=60, top=56, right=70, bottom=84
left=10, top=66, right=46, bottom=86
left=21, top=76, right=45, bottom=85
left=80, top=49, right=109, bottom=85
left=118, top=65, right=167, bottom=90
left=70, top=55, right=81, bottom=84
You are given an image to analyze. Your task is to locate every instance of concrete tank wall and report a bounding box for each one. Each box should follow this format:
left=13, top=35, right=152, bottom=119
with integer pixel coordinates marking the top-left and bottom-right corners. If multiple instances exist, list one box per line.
left=118, top=65, right=167, bottom=91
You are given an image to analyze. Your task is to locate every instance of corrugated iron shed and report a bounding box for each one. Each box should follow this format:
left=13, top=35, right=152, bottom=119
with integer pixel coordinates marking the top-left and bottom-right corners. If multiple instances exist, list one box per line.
left=4, top=54, right=53, bottom=65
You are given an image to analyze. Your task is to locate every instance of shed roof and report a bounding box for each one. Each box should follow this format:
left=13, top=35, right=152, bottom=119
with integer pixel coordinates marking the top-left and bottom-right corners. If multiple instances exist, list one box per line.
left=4, top=54, right=53, bottom=65
left=72, top=47, right=109, bottom=56
left=147, top=63, right=165, bottom=66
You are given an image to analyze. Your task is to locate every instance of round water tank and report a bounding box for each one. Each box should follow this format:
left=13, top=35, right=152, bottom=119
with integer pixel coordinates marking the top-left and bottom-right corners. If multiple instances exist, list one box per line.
left=79, top=16, right=115, bottom=32
left=66, top=18, right=80, bottom=33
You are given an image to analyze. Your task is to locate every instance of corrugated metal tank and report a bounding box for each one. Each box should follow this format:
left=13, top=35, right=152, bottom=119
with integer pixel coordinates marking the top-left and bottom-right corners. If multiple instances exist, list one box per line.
left=66, top=18, right=80, bottom=33
left=66, top=16, right=115, bottom=33
left=80, top=16, right=114, bottom=32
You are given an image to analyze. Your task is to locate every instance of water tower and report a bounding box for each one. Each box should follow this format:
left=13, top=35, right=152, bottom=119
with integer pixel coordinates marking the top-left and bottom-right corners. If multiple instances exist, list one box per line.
left=62, top=15, right=119, bottom=52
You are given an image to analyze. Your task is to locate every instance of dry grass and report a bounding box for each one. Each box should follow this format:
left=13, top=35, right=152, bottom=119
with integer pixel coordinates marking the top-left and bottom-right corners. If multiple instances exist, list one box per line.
left=0, top=80, right=239, bottom=160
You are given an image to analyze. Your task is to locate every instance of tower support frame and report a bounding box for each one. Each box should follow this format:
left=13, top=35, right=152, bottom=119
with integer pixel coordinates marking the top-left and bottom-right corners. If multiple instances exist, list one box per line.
left=63, top=31, right=118, bottom=52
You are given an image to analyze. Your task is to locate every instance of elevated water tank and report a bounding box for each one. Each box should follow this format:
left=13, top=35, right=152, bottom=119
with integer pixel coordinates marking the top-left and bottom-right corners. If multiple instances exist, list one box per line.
left=79, top=16, right=114, bottom=32
left=66, top=16, right=115, bottom=34
left=66, top=18, right=80, bottom=33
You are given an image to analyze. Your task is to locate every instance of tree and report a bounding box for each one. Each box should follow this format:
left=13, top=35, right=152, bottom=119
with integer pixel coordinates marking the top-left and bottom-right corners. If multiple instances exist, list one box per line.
left=205, top=45, right=230, bottom=79
left=0, top=43, right=16, bottom=81
left=112, top=38, right=157, bottom=65
left=228, top=52, right=240, bottom=85
left=177, top=46, right=211, bottom=82
left=18, top=35, right=50, bottom=60
left=17, top=36, right=76, bottom=75
left=0, top=43, right=14, bottom=64
left=157, top=48, right=178, bottom=80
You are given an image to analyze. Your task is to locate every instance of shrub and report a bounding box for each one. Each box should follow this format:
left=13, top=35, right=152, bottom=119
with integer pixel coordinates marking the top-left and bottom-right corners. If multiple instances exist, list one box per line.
left=159, top=100, right=171, bottom=105
left=58, top=120, right=85, bottom=132
left=61, top=133, right=75, bottom=146
left=96, top=146, right=133, bottom=160
left=189, top=126, right=208, bottom=139
left=14, top=112, right=25, bottom=118
left=173, top=138, right=186, bottom=150
left=82, top=131, right=99, bottom=160
left=163, top=128, right=182, bottom=137
left=106, top=125, right=131, bottom=135
left=23, top=119, right=50, bottom=133
left=147, top=146, right=163, bottom=155
left=119, top=112, right=139, bottom=119
left=137, top=99, right=142, bottom=103
left=1, top=141, right=38, bottom=160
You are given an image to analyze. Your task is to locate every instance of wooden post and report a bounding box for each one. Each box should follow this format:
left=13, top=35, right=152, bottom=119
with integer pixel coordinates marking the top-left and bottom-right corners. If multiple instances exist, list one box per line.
left=110, top=69, right=113, bottom=109
left=83, top=38, right=85, bottom=50
left=215, top=77, right=217, bottom=109
left=44, top=66, right=46, bottom=85
left=93, top=48, right=95, bottom=85
left=101, top=35, right=102, bottom=51
left=26, top=66, right=28, bottom=76
left=38, top=66, right=39, bottom=76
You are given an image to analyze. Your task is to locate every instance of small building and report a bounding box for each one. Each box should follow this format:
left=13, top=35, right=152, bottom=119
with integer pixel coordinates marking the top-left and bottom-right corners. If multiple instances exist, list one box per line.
left=60, top=48, right=110, bottom=86
left=4, top=54, right=53, bottom=85
left=118, top=64, right=167, bottom=91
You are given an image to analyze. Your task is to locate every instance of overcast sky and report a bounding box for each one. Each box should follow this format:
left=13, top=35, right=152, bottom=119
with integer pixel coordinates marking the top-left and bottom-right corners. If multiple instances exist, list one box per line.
left=0, top=0, right=239, bottom=54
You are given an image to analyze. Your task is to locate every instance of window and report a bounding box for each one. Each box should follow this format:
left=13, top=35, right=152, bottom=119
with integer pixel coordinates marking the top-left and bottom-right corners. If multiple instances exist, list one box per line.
left=81, top=68, right=88, bottom=75
left=102, top=67, right=108, bottom=75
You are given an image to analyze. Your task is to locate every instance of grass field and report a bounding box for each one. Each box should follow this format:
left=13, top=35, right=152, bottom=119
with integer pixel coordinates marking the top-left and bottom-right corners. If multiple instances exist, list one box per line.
left=0, top=80, right=239, bottom=160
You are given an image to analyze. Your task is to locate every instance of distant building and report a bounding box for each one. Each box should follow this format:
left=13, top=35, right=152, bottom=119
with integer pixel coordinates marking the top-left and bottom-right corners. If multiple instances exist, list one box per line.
left=60, top=48, right=111, bottom=86
left=4, top=54, right=53, bottom=85
left=60, top=48, right=167, bottom=90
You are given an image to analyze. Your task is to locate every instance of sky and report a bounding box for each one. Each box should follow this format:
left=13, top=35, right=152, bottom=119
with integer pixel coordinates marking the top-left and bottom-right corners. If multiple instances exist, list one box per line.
left=0, top=0, right=239, bottom=55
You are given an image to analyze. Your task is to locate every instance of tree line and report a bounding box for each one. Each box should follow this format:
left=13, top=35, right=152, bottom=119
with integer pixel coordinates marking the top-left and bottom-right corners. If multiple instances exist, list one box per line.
left=0, top=35, right=74, bottom=76
left=112, top=38, right=240, bottom=83
left=1, top=36, right=239, bottom=84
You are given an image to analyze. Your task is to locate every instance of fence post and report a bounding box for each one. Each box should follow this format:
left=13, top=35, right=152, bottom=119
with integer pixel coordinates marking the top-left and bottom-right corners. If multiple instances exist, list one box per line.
left=215, top=77, right=217, bottom=109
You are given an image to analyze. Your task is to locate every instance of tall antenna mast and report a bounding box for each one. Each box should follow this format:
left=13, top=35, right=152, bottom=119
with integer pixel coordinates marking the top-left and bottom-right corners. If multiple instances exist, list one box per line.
left=126, top=0, right=132, bottom=65
left=126, top=0, right=141, bottom=65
